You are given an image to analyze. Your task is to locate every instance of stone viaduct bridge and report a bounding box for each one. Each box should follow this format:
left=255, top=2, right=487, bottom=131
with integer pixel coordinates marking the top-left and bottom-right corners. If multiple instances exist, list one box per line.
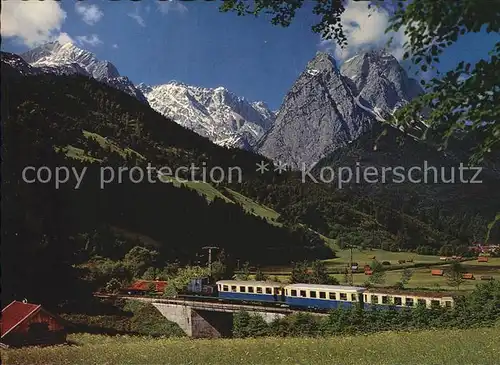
left=108, top=295, right=326, bottom=338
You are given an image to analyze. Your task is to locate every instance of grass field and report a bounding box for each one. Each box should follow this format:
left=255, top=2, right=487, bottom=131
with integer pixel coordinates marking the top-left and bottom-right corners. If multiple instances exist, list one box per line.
left=60, top=145, right=101, bottom=162
left=158, top=175, right=232, bottom=202
left=326, top=248, right=442, bottom=267
left=328, top=251, right=500, bottom=290
left=224, top=188, right=281, bottom=224
left=259, top=250, right=500, bottom=290
left=59, top=130, right=146, bottom=163
left=332, top=264, right=500, bottom=290
left=261, top=249, right=442, bottom=274
left=3, top=327, right=499, bottom=365
left=82, top=130, right=145, bottom=160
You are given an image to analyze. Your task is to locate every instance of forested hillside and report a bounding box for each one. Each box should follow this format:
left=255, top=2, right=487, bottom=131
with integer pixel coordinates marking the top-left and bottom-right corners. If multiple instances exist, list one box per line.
left=229, top=124, right=500, bottom=254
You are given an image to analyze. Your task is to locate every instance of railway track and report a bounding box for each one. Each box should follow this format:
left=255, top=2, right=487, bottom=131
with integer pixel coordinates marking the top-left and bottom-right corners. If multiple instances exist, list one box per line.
left=94, top=293, right=333, bottom=314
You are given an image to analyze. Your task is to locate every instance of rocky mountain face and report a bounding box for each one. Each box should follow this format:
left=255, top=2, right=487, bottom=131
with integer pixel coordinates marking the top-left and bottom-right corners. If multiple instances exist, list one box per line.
left=140, top=82, right=275, bottom=149
left=256, top=52, right=374, bottom=169
left=256, top=51, right=423, bottom=169
left=20, top=41, right=147, bottom=103
left=340, top=50, right=423, bottom=119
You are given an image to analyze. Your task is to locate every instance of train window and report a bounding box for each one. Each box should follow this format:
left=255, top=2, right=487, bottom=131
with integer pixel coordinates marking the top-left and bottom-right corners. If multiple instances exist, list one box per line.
left=231, top=286, right=237, bottom=292
left=266, top=288, right=272, bottom=294
left=274, top=288, right=280, bottom=295
left=256, top=287, right=263, bottom=294
left=300, top=290, right=307, bottom=297
left=310, top=291, right=317, bottom=298
left=364, top=294, right=367, bottom=302
left=248, top=287, right=254, bottom=293
left=445, top=301, right=452, bottom=308
left=371, top=295, right=379, bottom=304
left=329, top=292, right=336, bottom=300
left=351, top=294, right=357, bottom=301
left=319, top=292, right=326, bottom=299
left=417, top=299, right=427, bottom=306
left=381, top=296, right=389, bottom=304
left=405, top=298, right=414, bottom=307
left=240, top=286, right=246, bottom=292
left=431, top=300, right=440, bottom=308
left=339, top=293, right=347, bottom=301
left=394, top=297, right=402, bottom=306
left=223, top=285, right=228, bottom=291
left=291, top=289, right=297, bottom=296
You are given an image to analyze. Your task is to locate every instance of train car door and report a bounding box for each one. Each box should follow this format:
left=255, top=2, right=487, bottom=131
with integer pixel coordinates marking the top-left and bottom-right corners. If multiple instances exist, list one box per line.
left=274, top=288, right=284, bottom=302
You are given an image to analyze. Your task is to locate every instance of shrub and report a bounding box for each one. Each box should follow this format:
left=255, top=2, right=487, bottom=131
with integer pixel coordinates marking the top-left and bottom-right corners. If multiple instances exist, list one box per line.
left=105, top=278, right=122, bottom=294
left=163, top=285, right=178, bottom=298
left=61, top=314, right=132, bottom=335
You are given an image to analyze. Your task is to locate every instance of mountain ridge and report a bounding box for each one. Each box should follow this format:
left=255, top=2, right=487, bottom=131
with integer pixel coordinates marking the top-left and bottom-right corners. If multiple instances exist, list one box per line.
left=19, top=41, right=148, bottom=104
left=19, top=41, right=277, bottom=150
left=140, top=81, right=276, bottom=150
left=15, top=43, right=424, bottom=160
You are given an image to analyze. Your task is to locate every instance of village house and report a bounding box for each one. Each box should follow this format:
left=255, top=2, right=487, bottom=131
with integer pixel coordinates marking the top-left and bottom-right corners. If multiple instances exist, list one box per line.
left=1, top=300, right=67, bottom=347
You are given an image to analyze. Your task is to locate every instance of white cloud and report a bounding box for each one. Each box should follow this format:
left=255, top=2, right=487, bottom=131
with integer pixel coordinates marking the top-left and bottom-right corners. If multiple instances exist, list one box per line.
left=75, top=2, right=104, bottom=26
left=157, top=0, right=188, bottom=15
left=128, top=12, right=146, bottom=27
left=112, top=44, right=119, bottom=49
left=76, top=34, right=103, bottom=47
left=1, top=1, right=68, bottom=46
left=319, top=0, right=408, bottom=61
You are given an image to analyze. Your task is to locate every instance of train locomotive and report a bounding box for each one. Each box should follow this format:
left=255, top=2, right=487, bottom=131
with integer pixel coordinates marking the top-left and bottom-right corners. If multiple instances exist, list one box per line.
left=215, top=280, right=454, bottom=311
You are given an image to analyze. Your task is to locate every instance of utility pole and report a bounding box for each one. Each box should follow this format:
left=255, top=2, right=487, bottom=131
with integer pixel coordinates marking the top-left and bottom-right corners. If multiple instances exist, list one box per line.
left=348, top=245, right=354, bottom=286
left=202, top=246, right=219, bottom=277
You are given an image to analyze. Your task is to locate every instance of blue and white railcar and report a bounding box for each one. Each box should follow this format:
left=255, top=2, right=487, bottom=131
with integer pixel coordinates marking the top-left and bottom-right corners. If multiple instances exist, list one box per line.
left=284, top=284, right=366, bottom=310
left=216, top=280, right=283, bottom=302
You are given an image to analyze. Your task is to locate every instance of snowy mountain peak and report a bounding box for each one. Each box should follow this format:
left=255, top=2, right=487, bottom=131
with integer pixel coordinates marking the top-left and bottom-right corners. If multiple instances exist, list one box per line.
left=20, top=41, right=146, bottom=103
left=142, top=82, right=275, bottom=149
left=166, top=80, right=191, bottom=88
left=22, top=41, right=120, bottom=79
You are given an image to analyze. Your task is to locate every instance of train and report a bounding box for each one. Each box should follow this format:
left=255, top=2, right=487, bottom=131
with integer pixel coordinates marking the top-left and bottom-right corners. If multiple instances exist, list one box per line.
left=215, top=280, right=455, bottom=311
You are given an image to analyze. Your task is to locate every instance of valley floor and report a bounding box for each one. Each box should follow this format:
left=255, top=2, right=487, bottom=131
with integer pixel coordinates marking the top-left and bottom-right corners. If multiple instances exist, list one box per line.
left=3, top=327, right=499, bottom=365
left=262, top=254, right=500, bottom=291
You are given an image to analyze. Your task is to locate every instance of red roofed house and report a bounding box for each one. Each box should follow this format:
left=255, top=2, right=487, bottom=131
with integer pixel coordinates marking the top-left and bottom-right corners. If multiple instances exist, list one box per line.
left=1, top=301, right=67, bottom=347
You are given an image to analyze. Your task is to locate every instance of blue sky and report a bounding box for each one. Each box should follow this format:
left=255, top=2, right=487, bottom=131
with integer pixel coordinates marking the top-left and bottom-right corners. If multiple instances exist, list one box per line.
left=2, top=0, right=499, bottom=110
